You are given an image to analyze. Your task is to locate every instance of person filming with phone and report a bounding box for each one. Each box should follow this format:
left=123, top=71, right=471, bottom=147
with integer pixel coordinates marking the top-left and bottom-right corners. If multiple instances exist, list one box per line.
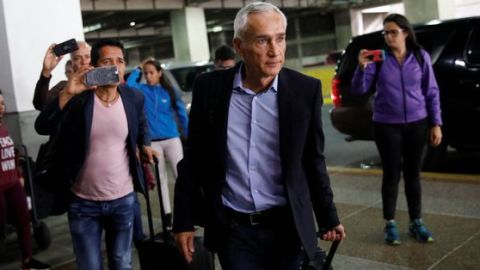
left=33, top=40, right=91, bottom=110
left=351, top=13, right=442, bottom=246
left=35, top=39, right=153, bottom=270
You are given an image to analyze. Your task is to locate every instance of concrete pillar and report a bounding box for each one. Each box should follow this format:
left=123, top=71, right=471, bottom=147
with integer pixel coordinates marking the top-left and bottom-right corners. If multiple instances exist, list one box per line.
left=404, top=0, right=455, bottom=24
left=0, top=0, right=84, bottom=156
left=170, top=7, right=210, bottom=62
left=334, top=9, right=353, bottom=50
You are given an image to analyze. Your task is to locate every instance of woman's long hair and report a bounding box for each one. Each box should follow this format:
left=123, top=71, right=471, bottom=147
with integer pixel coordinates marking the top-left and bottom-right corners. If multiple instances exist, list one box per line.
left=143, top=59, right=178, bottom=111
left=383, top=13, right=422, bottom=51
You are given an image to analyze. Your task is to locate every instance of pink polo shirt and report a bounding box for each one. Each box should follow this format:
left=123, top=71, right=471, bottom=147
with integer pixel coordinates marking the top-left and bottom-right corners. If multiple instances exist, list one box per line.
left=72, top=94, right=134, bottom=201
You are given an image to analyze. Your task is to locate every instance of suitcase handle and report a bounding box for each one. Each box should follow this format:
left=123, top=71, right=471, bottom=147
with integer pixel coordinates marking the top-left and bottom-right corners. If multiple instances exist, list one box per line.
left=142, top=157, right=175, bottom=242
left=322, top=240, right=340, bottom=270
left=142, top=164, right=155, bottom=241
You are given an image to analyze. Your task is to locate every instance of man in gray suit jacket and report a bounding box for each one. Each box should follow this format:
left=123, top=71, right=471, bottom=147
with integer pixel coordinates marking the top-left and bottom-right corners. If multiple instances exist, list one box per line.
left=173, top=2, right=346, bottom=270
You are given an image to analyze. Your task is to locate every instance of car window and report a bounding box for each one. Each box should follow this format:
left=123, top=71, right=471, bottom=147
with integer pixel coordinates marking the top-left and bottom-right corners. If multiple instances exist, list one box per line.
left=466, top=27, right=480, bottom=65
left=337, top=32, right=383, bottom=76
left=416, top=26, right=455, bottom=64
left=169, top=65, right=214, bottom=92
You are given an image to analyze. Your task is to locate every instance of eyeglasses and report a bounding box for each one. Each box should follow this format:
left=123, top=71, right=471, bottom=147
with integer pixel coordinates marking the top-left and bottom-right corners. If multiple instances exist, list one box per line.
left=381, top=29, right=404, bottom=37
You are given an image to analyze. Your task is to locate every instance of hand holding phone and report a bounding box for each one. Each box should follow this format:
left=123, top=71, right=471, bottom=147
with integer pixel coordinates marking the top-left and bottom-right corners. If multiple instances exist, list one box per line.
left=361, top=49, right=385, bottom=62
left=53, top=38, right=79, bottom=57
left=85, top=66, right=120, bottom=87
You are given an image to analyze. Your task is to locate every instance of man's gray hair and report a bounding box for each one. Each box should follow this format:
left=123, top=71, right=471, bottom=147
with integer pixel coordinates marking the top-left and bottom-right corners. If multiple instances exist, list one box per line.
left=233, top=2, right=287, bottom=39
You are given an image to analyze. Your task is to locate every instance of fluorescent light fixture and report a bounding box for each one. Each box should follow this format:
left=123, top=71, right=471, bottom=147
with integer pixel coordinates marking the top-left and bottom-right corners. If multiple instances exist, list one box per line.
left=84, top=23, right=102, bottom=33
left=426, top=19, right=441, bottom=25
left=362, top=6, right=390, bottom=13
left=212, top=26, right=223, bottom=33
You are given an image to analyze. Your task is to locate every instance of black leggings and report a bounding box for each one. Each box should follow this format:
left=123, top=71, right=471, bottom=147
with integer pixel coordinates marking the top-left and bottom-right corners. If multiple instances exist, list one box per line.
left=374, top=119, right=428, bottom=221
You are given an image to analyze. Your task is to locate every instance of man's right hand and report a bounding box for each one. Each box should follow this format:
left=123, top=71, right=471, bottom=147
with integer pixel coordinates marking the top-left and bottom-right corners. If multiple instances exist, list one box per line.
left=174, top=231, right=195, bottom=264
left=58, top=66, right=93, bottom=110
left=42, top=44, right=62, bottom=78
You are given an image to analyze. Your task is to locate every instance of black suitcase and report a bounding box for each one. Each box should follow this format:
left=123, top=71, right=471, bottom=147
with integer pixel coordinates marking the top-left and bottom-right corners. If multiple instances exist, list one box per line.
left=137, top=158, right=214, bottom=270
left=301, top=239, right=341, bottom=270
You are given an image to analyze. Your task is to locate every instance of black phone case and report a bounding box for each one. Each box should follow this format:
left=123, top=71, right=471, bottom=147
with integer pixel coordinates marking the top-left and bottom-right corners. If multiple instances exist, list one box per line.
left=53, top=39, right=78, bottom=56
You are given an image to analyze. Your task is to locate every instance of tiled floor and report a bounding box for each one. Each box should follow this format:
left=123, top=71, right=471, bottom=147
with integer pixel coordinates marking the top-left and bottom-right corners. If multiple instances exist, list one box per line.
left=1, top=169, right=479, bottom=270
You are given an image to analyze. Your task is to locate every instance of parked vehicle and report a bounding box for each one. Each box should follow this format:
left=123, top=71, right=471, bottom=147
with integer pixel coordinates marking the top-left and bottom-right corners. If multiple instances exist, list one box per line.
left=330, top=16, right=480, bottom=170
left=163, top=61, right=215, bottom=112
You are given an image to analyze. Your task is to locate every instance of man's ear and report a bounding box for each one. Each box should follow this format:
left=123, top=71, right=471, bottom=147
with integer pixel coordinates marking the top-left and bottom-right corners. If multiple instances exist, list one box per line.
left=233, top=37, right=242, bottom=56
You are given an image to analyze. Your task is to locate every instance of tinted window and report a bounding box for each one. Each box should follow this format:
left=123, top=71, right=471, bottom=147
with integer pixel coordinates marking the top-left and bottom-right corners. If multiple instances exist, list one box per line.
left=337, top=32, right=383, bottom=75
left=467, top=27, right=480, bottom=65
left=416, top=26, right=455, bottom=64
left=170, top=65, right=214, bottom=92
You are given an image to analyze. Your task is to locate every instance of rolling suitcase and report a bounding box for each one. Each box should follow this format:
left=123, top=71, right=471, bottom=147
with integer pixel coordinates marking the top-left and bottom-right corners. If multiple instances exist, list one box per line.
left=301, top=239, right=341, bottom=270
left=137, top=158, right=214, bottom=270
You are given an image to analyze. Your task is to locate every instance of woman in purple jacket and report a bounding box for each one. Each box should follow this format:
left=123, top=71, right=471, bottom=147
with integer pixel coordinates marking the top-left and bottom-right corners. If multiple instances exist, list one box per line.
left=351, top=14, right=442, bottom=245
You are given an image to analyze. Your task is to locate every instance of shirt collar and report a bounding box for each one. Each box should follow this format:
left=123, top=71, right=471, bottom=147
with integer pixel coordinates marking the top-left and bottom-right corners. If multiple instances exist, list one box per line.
left=233, top=63, right=279, bottom=94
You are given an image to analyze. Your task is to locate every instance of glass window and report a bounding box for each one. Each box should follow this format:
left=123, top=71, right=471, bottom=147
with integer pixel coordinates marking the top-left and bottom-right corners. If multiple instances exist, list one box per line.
left=298, top=13, right=335, bottom=38
left=416, top=26, right=455, bottom=64
left=301, top=39, right=336, bottom=57
left=286, top=44, right=299, bottom=59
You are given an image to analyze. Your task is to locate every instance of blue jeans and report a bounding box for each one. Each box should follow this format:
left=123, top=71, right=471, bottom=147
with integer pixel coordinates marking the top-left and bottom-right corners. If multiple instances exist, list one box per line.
left=133, top=192, right=146, bottom=245
left=68, top=192, right=135, bottom=270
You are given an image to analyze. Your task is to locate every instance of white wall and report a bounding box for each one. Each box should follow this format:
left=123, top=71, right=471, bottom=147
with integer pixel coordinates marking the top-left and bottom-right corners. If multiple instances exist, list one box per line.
left=0, top=0, right=84, bottom=112
left=455, top=0, right=480, bottom=18
left=350, top=3, right=404, bottom=36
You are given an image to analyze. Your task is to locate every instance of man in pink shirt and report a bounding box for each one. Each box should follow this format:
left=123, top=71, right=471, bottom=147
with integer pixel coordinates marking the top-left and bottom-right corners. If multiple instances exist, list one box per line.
left=35, top=39, right=152, bottom=270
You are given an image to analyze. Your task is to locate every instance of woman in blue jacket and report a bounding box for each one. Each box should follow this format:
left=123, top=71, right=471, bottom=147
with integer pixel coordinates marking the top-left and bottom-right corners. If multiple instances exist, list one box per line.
left=351, top=14, right=442, bottom=245
left=127, top=59, right=188, bottom=227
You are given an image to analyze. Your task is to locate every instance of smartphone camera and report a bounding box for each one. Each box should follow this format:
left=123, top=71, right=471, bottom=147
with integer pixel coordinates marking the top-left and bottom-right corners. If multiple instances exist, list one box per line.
left=85, top=66, right=120, bottom=87
left=53, top=38, right=79, bottom=57
left=362, top=49, right=385, bottom=62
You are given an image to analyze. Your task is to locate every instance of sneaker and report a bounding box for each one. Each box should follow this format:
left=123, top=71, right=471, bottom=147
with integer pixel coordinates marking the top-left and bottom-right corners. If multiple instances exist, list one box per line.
left=409, top=219, right=434, bottom=243
left=384, top=220, right=401, bottom=245
left=21, top=258, right=50, bottom=270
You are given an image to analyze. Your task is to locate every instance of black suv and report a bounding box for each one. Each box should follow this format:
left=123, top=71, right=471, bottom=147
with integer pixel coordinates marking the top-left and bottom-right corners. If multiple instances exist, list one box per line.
left=330, top=16, right=480, bottom=169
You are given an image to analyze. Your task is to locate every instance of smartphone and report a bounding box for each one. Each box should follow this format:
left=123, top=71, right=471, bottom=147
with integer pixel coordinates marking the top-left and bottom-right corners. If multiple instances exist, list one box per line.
left=362, top=49, right=385, bottom=62
left=85, top=66, right=120, bottom=87
left=53, top=38, right=79, bottom=57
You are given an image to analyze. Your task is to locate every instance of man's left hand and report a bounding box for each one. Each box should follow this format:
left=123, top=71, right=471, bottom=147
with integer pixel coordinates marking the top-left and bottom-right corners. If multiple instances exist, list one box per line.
left=321, top=224, right=346, bottom=241
left=141, top=146, right=157, bottom=164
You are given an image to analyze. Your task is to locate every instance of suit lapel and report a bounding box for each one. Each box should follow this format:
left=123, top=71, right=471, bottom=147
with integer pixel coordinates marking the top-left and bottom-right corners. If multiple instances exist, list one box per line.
left=84, top=91, right=94, bottom=151
left=217, top=67, right=237, bottom=173
left=277, top=69, right=293, bottom=171
left=119, top=86, right=135, bottom=138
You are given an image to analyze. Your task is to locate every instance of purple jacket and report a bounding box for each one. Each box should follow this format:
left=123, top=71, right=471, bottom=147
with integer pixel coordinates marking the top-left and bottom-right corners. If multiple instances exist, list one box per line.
left=351, top=49, right=442, bottom=126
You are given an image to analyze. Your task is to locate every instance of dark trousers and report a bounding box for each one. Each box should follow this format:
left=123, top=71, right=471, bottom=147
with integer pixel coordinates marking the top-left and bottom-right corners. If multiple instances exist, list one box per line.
left=373, top=119, right=428, bottom=221
left=0, top=181, right=32, bottom=260
left=217, top=207, right=302, bottom=270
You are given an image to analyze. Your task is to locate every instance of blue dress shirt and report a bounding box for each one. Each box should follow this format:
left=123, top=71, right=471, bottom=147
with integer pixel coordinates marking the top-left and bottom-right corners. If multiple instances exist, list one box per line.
left=222, top=67, right=287, bottom=213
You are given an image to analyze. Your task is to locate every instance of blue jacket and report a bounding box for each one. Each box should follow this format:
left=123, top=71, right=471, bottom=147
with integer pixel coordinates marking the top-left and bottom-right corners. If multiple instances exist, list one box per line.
left=351, top=49, right=442, bottom=126
left=126, top=68, right=189, bottom=140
